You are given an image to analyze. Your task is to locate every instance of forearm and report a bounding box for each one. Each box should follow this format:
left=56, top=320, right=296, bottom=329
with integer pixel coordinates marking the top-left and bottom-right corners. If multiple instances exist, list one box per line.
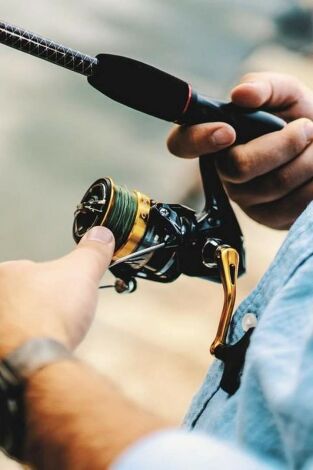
left=24, top=360, right=167, bottom=469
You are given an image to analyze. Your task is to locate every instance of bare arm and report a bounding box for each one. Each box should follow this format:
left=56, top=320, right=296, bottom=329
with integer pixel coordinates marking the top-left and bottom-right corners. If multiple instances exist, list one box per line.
left=0, top=226, right=166, bottom=469
left=24, top=360, right=166, bottom=469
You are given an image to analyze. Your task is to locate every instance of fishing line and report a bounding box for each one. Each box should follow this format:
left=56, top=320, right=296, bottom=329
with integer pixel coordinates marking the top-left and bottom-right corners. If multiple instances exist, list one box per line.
left=105, top=185, right=138, bottom=250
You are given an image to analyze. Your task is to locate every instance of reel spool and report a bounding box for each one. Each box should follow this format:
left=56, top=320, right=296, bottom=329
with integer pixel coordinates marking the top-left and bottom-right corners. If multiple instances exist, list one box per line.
left=74, top=178, right=150, bottom=261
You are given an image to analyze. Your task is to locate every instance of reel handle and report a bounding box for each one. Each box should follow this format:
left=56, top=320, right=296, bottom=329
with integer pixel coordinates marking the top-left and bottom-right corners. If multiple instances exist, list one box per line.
left=199, top=155, right=247, bottom=276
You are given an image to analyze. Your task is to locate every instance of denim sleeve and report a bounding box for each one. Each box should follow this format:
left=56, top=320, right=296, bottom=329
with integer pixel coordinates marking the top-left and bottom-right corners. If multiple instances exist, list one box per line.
left=110, top=430, right=282, bottom=470
left=235, top=252, right=313, bottom=468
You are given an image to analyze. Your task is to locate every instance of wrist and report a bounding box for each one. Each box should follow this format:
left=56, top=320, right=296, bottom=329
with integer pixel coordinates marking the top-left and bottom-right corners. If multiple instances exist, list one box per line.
left=0, top=337, right=75, bottom=461
left=0, top=322, right=68, bottom=359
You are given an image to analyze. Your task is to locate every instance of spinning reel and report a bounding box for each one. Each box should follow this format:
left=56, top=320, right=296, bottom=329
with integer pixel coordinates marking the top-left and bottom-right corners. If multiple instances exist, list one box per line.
left=73, top=163, right=244, bottom=369
left=73, top=166, right=245, bottom=292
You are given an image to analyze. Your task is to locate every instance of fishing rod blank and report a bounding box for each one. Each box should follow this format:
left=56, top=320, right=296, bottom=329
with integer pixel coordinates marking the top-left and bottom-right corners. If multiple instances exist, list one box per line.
left=0, top=20, right=97, bottom=76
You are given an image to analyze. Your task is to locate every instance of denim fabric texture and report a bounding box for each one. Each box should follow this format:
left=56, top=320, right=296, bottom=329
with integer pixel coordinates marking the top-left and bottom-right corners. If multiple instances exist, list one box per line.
left=113, top=202, right=313, bottom=469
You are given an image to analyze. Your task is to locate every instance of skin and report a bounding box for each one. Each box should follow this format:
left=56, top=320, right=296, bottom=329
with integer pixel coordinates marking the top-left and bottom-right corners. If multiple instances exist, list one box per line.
left=0, top=226, right=116, bottom=355
left=167, top=72, right=313, bottom=229
left=0, top=227, right=167, bottom=468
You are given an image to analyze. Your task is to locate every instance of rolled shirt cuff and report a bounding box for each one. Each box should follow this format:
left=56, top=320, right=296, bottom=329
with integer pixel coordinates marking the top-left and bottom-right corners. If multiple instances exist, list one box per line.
left=110, top=429, right=280, bottom=470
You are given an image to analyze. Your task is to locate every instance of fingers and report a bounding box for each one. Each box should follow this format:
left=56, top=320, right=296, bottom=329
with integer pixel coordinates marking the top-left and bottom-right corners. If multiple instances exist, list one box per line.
left=231, top=72, right=303, bottom=109
left=65, top=227, right=115, bottom=284
left=167, top=122, right=236, bottom=158
left=231, top=72, right=313, bottom=121
left=215, top=118, right=313, bottom=184
left=243, top=179, right=313, bottom=230
left=223, top=141, right=313, bottom=206
left=215, top=117, right=313, bottom=229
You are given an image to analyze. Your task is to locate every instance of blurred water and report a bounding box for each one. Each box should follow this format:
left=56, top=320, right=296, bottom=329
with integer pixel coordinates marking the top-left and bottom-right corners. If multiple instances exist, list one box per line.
left=0, top=0, right=300, bottom=261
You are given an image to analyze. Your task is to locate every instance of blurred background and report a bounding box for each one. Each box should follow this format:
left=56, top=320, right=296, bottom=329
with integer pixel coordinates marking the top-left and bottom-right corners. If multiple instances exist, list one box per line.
left=0, top=0, right=313, bottom=467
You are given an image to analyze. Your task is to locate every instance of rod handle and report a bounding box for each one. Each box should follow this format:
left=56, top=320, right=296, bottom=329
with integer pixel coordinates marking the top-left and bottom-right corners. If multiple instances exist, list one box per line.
left=180, top=93, right=286, bottom=142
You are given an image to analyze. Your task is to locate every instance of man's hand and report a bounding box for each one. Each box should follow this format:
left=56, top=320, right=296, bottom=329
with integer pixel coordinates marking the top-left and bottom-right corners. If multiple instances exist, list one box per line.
left=0, top=226, right=115, bottom=355
left=0, top=228, right=168, bottom=470
left=167, top=72, right=313, bottom=229
left=0, top=227, right=167, bottom=470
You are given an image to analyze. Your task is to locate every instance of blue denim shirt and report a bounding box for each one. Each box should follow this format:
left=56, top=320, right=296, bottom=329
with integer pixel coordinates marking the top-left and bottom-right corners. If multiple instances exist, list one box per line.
left=112, top=202, right=313, bottom=469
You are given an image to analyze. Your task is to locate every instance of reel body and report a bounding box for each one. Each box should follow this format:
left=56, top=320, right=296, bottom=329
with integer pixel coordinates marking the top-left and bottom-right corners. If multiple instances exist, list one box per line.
left=73, top=176, right=246, bottom=290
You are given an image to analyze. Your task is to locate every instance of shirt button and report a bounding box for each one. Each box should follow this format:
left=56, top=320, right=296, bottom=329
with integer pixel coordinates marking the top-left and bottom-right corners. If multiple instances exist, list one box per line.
left=242, top=313, right=257, bottom=332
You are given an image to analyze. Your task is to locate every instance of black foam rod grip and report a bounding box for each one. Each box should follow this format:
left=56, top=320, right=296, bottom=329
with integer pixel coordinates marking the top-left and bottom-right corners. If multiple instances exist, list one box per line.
left=88, top=54, right=190, bottom=122
left=88, top=54, right=286, bottom=142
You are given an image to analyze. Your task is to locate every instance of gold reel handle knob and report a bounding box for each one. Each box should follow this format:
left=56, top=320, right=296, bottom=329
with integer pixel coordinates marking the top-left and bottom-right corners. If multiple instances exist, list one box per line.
left=210, top=246, right=239, bottom=356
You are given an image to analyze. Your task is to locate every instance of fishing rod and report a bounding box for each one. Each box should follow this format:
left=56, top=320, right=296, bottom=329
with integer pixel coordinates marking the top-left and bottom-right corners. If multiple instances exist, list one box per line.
left=0, top=18, right=286, bottom=396
left=0, top=19, right=285, bottom=288
left=0, top=19, right=284, bottom=131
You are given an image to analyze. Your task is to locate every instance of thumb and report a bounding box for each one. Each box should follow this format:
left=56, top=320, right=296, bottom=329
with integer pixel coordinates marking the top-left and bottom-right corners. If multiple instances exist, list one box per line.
left=65, top=226, right=115, bottom=284
left=231, top=72, right=304, bottom=110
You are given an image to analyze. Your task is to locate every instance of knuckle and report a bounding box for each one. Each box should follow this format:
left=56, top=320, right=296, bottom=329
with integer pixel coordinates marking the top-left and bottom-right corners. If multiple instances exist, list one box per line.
left=166, top=132, right=179, bottom=156
left=222, top=147, right=251, bottom=182
left=284, top=127, right=306, bottom=155
left=228, top=191, right=243, bottom=206
left=167, top=127, right=187, bottom=156
left=167, top=127, right=196, bottom=158
left=188, top=127, right=204, bottom=156
left=273, top=168, right=292, bottom=192
left=224, top=183, right=244, bottom=205
left=282, top=118, right=312, bottom=156
left=167, top=129, right=191, bottom=157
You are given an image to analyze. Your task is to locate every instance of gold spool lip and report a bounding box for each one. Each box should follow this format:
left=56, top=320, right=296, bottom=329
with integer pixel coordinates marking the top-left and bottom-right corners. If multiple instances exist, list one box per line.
left=113, top=191, right=151, bottom=261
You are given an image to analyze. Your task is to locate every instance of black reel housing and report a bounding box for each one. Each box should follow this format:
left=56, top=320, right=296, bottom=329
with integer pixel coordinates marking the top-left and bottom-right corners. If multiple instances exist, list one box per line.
left=73, top=173, right=246, bottom=288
